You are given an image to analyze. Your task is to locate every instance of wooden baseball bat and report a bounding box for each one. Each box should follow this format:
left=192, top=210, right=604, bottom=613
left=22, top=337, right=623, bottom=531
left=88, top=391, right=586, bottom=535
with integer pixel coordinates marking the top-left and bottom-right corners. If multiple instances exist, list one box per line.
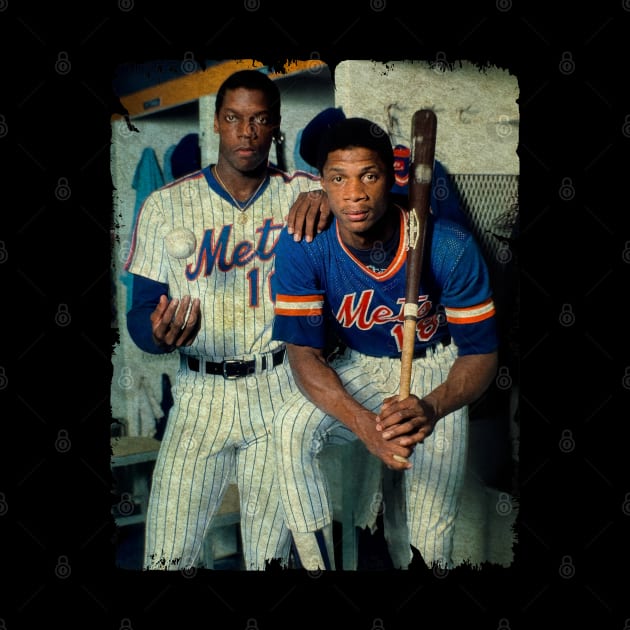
left=393, top=110, right=437, bottom=463
left=399, top=111, right=438, bottom=398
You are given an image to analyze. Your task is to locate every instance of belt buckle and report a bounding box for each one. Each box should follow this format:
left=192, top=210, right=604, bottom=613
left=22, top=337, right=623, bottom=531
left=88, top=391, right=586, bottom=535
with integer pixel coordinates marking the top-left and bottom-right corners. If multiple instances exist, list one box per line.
left=222, top=360, right=242, bottom=380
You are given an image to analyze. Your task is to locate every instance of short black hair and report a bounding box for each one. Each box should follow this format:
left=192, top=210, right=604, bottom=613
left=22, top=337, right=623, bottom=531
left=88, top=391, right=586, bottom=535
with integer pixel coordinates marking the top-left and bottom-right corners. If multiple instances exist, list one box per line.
left=316, top=117, right=395, bottom=188
left=215, top=69, right=281, bottom=122
left=299, top=107, right=346, bottom=168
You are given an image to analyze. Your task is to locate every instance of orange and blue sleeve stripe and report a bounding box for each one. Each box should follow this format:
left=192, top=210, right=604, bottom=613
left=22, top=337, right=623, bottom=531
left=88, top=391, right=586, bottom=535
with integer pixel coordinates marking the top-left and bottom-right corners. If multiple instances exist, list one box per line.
left=445, top=298, right=498, bottom=355
left=274, top=294, right=324, bottom=317
left=444, top=298, right=496, bottom=325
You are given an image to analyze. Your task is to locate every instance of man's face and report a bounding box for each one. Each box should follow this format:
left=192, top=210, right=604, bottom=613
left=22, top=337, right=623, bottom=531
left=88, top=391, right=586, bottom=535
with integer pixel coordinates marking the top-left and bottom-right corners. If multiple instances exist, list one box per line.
left=214, top=87, right=280, bottom=173
left=320, top=146, right=391, bottom=246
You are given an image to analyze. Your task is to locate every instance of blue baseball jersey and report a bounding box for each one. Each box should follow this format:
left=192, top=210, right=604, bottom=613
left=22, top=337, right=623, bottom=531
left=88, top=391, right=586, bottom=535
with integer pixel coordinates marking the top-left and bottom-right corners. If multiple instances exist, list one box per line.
left=272, top=206, right=498, bottom=358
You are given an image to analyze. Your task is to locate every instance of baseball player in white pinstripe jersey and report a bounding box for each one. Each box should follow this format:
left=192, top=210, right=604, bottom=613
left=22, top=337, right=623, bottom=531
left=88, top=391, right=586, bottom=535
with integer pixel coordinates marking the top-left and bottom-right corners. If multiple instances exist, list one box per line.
left=271, top=117, right=499, bottom=570
left=124, top=69, right=327, bottom=570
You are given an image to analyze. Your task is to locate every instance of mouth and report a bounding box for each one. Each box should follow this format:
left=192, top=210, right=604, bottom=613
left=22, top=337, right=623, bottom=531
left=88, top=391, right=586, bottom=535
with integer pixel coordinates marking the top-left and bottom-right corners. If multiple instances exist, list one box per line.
left=343, top=209, right=370, bottom=222
left=235, top=145, right=256, bottom=156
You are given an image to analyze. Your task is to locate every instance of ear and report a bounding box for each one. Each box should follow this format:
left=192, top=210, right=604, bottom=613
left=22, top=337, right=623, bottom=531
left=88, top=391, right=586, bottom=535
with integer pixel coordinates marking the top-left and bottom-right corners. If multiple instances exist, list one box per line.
left=213, top=113, right=219, bottom=134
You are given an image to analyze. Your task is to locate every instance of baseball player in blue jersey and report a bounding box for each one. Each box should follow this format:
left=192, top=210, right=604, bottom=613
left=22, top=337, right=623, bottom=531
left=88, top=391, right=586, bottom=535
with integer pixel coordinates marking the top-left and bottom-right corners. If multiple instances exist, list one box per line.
left=124, top=69, right=327, bottom=570
left=271, top=117, right=499, bottom=570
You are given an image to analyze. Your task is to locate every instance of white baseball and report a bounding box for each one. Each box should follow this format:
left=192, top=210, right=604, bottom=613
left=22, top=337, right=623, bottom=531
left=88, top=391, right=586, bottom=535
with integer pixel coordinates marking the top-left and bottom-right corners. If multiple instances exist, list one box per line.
left=164, top=227, right=196, bottom=259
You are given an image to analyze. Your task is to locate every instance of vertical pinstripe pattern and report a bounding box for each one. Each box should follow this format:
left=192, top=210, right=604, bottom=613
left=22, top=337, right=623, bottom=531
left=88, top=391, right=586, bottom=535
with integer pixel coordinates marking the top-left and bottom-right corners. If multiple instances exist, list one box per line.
left=129, top=167, right=319, bottom=570
left=405, top=344, right=467, bottom=568
left=127, top=168, right=319, bottom=358
left=274, top=342, right=467, bottom=569
left=144, top=360, right=297, bottom=570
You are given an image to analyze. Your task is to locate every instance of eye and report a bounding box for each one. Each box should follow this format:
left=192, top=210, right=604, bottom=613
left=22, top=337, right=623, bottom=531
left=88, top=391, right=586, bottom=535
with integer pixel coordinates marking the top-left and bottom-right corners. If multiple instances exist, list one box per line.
left=225, top=113, right=237, bottom=123
left=253, top=114, right=270, bottom=125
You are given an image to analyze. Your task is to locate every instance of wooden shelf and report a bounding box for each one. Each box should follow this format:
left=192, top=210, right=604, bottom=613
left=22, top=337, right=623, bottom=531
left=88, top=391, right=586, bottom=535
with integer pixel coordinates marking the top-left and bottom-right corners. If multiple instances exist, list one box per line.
left=112, top=58, right=327, bottom=120
left=111, top=436, right=161, bottom=467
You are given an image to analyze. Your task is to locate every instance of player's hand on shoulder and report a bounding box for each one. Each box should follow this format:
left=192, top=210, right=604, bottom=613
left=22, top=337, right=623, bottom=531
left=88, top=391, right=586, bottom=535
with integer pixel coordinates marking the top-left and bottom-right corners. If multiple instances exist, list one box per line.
left=151, top=295, right=201, bottom=351
left=286, top=190, right=330, bottom=243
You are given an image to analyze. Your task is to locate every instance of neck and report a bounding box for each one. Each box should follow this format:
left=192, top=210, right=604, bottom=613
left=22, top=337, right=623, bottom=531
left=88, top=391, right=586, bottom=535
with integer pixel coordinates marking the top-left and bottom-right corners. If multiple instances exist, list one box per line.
left=341, top=206, right=399, bottom=250
left=214, top=163, right=267, bottom=201
left=213, top=164, right=268, bottom=212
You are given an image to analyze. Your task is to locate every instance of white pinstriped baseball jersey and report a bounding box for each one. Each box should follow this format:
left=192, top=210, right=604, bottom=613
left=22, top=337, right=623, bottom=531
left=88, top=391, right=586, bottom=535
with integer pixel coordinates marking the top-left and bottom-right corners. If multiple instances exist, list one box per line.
left=127, top=164, right=320, bottom=360
left=124, top=163, right=320, bottom=570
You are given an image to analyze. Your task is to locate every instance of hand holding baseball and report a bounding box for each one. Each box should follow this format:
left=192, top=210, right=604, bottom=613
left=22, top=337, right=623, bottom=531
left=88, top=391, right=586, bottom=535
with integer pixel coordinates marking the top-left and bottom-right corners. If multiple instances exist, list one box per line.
left=151, top=294, right=201, bottom=350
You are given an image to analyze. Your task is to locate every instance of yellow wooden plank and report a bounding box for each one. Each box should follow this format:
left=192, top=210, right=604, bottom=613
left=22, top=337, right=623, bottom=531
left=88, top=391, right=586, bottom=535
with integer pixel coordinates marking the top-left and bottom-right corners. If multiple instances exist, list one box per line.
left=112, top=58, right=327, bottom=120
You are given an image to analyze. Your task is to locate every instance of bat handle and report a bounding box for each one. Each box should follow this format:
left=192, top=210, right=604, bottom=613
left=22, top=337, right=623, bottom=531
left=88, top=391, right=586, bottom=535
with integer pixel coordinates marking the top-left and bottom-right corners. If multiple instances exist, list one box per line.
left=398, top=318, right=416, bottom=400
left=395, top=309, right=418, bottom=464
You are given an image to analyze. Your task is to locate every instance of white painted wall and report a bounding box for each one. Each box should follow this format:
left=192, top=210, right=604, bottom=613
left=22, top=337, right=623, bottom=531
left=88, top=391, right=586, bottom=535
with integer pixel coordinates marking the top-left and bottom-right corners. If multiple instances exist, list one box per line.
left=110, top=111, right=199, bottom=432
left=333, top=59, right=519, bottom=175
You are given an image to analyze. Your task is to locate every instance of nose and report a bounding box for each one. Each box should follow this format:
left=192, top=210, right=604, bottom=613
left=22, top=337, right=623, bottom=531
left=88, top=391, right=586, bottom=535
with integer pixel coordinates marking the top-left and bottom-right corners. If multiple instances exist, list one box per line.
left=238, top=120, right=257, bottom=137
left=344, top=177, right=367, bottom=200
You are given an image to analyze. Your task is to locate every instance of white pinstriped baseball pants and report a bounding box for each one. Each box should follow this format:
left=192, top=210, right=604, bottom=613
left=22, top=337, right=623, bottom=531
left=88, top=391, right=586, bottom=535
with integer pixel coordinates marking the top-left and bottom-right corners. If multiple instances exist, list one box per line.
left=274, top=342, right=468, bottom=569
left=144, top=357, right=295, bottom=570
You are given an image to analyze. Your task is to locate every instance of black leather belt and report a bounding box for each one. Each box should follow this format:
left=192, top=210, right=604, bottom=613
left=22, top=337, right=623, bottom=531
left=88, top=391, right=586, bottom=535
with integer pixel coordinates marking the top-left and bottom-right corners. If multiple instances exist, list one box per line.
left=413, top=336, right=451, bottom=359
left=186, top=347, right=286, bottom=379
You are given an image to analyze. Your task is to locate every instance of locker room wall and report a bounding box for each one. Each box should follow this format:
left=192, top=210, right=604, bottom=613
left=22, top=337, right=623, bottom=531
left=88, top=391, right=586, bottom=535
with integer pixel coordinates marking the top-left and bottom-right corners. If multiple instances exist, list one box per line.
left=333, top=59, right=519, bottom=175
left=110, top=108, right=199, bottom=432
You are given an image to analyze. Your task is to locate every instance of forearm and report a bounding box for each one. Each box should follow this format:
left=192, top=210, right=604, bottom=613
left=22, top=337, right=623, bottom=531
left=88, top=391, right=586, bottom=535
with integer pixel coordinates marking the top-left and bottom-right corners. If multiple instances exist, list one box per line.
left=286, top=343, right=372, bottom=434
left=126, top=274, right=172, bottom=355
left=287, top=342, right=417, bottom=470
left=127, top=305, right=171, bottom=354
left=422, top=351, right=498, bottom=421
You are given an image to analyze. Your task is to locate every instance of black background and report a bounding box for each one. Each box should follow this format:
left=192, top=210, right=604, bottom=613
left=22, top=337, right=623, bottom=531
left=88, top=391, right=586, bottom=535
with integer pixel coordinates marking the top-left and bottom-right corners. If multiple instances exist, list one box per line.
left=5, top=2, right=628, bottom=628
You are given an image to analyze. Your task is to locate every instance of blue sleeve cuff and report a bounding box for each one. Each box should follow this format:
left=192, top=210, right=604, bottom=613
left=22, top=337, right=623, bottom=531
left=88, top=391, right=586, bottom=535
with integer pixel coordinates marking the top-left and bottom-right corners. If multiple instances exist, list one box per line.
left=126, top=274, right=171, bottom=354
